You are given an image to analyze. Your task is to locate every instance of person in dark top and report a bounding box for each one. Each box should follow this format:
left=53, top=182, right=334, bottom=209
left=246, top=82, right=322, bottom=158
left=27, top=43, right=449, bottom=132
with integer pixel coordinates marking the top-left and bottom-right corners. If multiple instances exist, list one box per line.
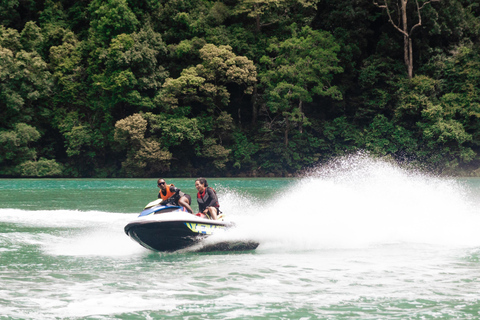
left=195, top=177, right=220, bottom=220
left=157, top=179, right=193, bottom=213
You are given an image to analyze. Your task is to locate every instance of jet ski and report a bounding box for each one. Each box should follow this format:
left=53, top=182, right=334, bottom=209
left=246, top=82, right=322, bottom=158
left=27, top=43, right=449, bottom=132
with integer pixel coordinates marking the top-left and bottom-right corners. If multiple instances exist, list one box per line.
left=124, top=199, right=259, bottom=252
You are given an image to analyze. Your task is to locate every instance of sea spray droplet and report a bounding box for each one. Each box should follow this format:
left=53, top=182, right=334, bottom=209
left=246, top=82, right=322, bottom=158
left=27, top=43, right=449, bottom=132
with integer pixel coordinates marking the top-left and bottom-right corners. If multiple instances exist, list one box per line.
left=243, top=154, right=480, bottom=250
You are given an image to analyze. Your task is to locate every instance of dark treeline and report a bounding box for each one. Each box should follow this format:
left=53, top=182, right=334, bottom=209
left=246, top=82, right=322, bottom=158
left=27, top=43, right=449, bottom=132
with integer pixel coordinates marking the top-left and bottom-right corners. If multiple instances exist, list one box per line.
left=1, top=0, right=480, bottom=177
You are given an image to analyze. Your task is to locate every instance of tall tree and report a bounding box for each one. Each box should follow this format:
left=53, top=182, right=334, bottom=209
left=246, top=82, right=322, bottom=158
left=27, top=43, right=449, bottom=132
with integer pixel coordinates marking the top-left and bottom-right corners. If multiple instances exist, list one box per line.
left=374, top=0, right=440, bottom=79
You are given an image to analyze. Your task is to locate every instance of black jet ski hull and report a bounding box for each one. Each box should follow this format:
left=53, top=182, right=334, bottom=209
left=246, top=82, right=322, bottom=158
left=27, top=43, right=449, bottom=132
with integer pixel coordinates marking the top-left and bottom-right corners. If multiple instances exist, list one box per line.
left=125, top=206, right=259, bottom=253
left=125, top=220, right=221, bottom=252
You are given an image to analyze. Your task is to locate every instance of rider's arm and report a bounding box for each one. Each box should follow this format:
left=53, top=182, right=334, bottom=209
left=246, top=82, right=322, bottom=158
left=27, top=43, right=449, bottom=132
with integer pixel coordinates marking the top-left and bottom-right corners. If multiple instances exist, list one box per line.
left=169, top=185, right=180, bottom=194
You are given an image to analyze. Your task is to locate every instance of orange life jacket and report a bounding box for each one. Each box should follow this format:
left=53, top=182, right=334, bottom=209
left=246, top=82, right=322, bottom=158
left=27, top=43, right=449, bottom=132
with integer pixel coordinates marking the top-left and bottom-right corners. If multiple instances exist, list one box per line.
left=159, top=184, right=176, bottom=201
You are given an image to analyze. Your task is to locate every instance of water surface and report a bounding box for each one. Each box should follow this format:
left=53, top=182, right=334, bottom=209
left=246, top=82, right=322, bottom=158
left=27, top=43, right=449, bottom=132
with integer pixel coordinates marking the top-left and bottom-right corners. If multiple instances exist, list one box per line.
left=1, top=157, right=480, bottom=319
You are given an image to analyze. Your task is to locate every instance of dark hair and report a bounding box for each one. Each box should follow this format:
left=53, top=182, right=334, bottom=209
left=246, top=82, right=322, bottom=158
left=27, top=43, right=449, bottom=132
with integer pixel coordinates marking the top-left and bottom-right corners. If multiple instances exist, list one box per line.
left=196, top=177, right=208, bottom=187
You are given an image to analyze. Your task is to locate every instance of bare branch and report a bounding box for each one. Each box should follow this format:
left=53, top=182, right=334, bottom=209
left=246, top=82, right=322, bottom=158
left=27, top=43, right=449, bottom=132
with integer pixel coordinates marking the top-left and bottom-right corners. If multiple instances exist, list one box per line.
left=373, top=0, right=408, bottom=37
left=410, top=0, right=423, bottom=35
left=410, top=0, right=440, bottom=36
left=373, top=0, right=387, bottom=9
left=419, top=0, right=440, bottom=11
left=396, top=2, right=401, bottom=26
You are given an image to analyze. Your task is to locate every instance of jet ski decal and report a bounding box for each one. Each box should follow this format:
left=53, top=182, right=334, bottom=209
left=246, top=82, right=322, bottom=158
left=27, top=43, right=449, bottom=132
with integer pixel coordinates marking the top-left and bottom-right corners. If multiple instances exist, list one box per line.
left=185, top=222, right=224, bottom=234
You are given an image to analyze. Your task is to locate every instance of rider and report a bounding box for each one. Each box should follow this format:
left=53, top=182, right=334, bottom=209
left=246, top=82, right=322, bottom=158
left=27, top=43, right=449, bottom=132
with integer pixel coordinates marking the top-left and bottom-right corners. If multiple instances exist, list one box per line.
left=195, top=177, right=220, bottom=220
left=157, top=179, right=193, bottom=213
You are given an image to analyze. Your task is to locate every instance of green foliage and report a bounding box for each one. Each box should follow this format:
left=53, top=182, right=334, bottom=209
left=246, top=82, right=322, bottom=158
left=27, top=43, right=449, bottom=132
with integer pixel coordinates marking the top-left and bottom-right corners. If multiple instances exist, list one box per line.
left=144, top=112, right=203, bottom=149
left=20, top=21, right=43, bottom=52
left=97, top=26, right=168, bottom=97
left=86, top=25, right=168, bottom=116
left=88, top=0, right=139, bottom=45
left=256, top=129, right=322, bottom=174
left=17, top=158, right=63, bottom=177
left=0, top=29, right=53, bottom=126
left=0, top=25, right=22, bottom=52
left=233, top=0, right=317, bottom=33
left=394, top=75, right=476, bottom=169
left=199, top=44, right=257, bottom=95
left=0, top=0, right=20, bottom=28
left=196, top=137, right=231, bottom=170
left=159, top=44, right=256, bottom=113
left=231, top=131, right=259, bottom=170
left=114, top=113, right=172, bottom=176
left=260, top=24, right=342, bottom=145
left=55, top=111, right=96, bottom=158
left=356, top=54, right=404, bottom=121
left=363, top=114, right=418, bottom=156
left=0, top=123, right=41, bottom=174
left=38, top=0, right=68, bottom=28
left=156, top=0, right=227, bottom=43
left=1, top=0, right=480, bottom=177
left=49, top=31, right=84, bottom=104
left=322, top=116, right=361, bottom=156
left=261, top=25, right=342, bottom=101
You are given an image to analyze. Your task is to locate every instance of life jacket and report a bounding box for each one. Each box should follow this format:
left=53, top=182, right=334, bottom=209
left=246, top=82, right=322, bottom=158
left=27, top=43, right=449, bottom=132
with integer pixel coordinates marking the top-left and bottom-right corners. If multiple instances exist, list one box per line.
left=159, top=184, right=176, bottom=201
left=197, top=187, right=219, bottom=208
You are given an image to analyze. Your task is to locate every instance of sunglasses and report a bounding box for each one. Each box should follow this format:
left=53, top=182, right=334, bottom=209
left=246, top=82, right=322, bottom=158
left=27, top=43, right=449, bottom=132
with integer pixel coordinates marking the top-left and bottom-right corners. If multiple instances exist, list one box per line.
left=158, top=182, right=166, bottom=186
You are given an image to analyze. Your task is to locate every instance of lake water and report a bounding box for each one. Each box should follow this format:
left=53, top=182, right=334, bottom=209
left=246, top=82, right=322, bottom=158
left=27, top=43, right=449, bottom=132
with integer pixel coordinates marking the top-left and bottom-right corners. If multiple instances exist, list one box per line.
left=2, top=156, right=480, bottom=319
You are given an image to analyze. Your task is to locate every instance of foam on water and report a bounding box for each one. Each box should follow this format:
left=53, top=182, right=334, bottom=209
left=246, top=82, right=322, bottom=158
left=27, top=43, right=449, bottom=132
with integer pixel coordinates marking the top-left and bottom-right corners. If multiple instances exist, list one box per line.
left=234, top=154, right=480, bottom=250
left=0, top=209, right=143, bottom=256
left=205, top=154, right=479, bottom=250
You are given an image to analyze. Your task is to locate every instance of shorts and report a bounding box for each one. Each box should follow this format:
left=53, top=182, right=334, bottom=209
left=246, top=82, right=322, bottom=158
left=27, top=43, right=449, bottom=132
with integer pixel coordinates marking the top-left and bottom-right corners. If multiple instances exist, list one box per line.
left=183, top=194, right=192, bottom=205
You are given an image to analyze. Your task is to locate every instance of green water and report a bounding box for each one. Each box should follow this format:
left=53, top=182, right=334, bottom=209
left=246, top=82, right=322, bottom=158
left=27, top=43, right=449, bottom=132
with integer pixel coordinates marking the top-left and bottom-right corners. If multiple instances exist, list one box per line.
left=2, top=159, right=480, bottom=319
left=0, top=178, right=292, bottom=212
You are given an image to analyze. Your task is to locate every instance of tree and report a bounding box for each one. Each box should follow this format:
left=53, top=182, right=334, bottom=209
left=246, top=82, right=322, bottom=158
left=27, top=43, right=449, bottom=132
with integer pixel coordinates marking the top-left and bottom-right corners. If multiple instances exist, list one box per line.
left=91, top=26, right=168, bottom=114
left=260, top=24, right=343, bottom=146
left=0, top=0, right=20, bottom=28
left=0, top=26, right=53, bottom=127
left=144, top=112, right=203, bottom=152
left=233, top=0, right=317, bottom=33
left=374, top=0, right=440, bottom=79
left=394, top=75, right=475, bottom=170
left=0, top=123, right=40, bottom=175
left=88, top=0, right=139, bottom=45
left=18, top=158, right=63, bottom=177
left=114, top=113, right=172, bottom=176
left=158, top=44, right=257, bottom=171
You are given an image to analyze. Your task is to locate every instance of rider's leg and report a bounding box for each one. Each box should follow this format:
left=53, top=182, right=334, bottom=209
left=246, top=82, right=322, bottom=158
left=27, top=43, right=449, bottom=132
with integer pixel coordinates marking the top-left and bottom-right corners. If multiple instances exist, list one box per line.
left=178, top=196, right=193, bottom=213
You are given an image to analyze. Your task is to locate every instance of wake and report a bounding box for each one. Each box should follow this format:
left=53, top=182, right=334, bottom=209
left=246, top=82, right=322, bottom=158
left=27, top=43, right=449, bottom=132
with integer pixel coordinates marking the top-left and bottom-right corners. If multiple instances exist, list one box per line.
left=227, top=154, right=480, bottom=250
left=0, top=209, right=142, bottom=256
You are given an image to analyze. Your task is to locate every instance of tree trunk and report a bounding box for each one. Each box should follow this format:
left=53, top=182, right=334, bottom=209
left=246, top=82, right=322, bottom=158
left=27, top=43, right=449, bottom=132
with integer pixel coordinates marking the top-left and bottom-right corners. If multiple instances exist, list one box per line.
left=401, top=0, right=415, bottom=79
left=401, top=0, right=411, bottom=78
left=407, top=37, right=413, bottom=79
left=299, top=100, right=303, bottom=133
left=374, top=0, right=439, bottom=79
left=254, top=4, right=261, bottom=33
left=252, top=85, right=258, bottom=125
left=285, top=117, right=289, bottom=147
left=238, top=105, right=242, bottom=125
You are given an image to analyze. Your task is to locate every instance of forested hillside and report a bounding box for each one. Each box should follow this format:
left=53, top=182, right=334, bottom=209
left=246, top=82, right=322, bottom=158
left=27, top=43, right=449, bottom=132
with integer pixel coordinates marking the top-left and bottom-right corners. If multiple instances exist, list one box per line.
left=1, top=0, right=480, bottom=177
